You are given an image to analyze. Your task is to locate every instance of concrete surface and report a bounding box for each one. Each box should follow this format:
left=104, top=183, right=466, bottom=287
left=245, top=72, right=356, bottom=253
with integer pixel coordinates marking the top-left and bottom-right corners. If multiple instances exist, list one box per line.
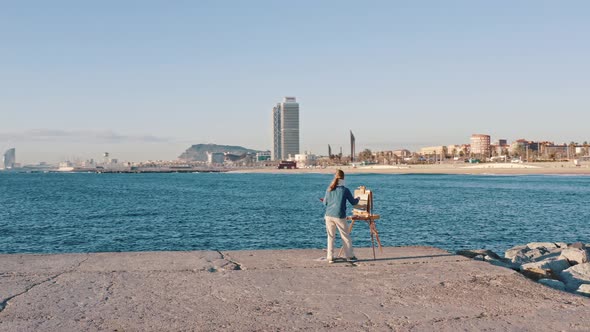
left=1, top=247, right=589, bottom=331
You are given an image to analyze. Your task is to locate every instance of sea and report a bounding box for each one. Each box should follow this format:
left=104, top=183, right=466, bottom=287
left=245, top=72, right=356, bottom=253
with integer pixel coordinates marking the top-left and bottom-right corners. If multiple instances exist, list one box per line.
left=1, top=172, right=589, bottom=255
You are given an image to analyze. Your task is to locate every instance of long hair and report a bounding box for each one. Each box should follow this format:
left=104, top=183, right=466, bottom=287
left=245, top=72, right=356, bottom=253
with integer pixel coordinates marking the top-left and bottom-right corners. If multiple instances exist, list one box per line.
left=328, top=170, right=345, bottom=191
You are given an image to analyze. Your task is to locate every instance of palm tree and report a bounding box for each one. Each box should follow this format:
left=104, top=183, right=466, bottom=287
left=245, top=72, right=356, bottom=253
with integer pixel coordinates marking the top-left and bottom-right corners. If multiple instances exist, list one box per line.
left=359, top=149, right=373, bottom=162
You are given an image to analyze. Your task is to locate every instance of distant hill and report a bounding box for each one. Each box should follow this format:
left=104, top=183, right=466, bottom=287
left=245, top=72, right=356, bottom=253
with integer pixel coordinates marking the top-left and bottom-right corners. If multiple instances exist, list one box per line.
left=179, top=144, right=263, bottom=161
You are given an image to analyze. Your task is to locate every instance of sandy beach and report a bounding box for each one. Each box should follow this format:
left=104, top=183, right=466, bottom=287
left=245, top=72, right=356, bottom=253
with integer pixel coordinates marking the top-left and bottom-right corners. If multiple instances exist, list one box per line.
left=1, top=247, right=589, bottom=331
left=232, top=162, right=590, bottom=175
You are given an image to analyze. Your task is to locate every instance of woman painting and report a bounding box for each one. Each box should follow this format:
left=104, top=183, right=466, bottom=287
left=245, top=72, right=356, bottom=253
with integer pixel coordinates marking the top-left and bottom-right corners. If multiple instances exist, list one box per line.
left=321, top=170, right=359, bottom=263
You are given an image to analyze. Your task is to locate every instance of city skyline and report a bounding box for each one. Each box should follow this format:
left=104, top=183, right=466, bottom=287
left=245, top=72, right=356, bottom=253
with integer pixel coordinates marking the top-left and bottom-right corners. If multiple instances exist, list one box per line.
left=2, top=127, right=590, bottom=166
left=1, top=2, right=589, bottom=164
left=4, top=132, right=589, bottom=167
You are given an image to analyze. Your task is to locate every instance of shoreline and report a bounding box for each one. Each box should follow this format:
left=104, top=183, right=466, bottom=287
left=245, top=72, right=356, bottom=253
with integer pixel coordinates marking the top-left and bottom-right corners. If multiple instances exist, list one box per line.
left=230, top=162, right=590, bottom=176
left=1, top=246, right=589, bottom=331
left=5, top=162, right=590, bottom=176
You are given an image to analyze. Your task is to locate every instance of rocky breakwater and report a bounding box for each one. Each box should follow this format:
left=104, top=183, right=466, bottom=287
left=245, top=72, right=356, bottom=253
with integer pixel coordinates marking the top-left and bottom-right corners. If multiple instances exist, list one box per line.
left=458, top=242, right=590, bottom=297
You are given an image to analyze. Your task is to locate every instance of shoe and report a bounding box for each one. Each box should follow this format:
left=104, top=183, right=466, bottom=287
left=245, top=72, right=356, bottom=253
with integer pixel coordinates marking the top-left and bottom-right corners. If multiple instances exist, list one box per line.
left=347, top=256, right=358, bottom=262
left=328, top=258, right=334, bottom=264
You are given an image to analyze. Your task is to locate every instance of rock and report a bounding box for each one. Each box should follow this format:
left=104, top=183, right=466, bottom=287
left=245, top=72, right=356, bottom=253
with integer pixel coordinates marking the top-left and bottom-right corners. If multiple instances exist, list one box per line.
left=576, top=284, right=590, bottom=297
left=484, top=256, right=520, bottom=270
left=521, top=267, right=551, bottom=280
left=530, top=248, right=563, bottom=262
left=521, top=258, right=570, bottom=278
left=511, top=248, right=559, bottom=265
left=505, top=245, right=529, bottom=260
left=555, top=242, right=569, bottom=248
left=511, top=251, right=533, bottom=265
left=538, top=278, right=566, bottom=291
left=559, top=248, right=589, bottom=266
left=560, top=263, right=590, bottom=291
left=456, top=249, right=501, bottom=260
left=527, top=242, right=558, bottom=250
left=528, top=247, right=549, bottom=257
left=569, top=242, right=585, bottom=250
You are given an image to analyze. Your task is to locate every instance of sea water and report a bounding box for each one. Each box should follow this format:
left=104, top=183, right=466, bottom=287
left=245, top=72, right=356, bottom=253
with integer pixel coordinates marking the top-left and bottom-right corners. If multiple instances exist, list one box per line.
left=1, top=172, right=589, bottom=255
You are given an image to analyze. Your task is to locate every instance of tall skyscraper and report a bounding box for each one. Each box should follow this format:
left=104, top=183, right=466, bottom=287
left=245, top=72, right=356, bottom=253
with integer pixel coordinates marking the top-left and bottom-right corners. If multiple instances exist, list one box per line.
left=272, top=97, right=300, bottom=160
left=271, top=103, right=282, bottom=161
left=280, top=97, right=299, bottom=160
left=2, top=148, right=16, bottom=169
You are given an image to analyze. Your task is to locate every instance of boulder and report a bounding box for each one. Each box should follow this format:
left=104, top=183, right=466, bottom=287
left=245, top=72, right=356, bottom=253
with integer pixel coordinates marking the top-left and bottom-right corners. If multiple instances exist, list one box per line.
left=511, top=248, right=559, bottom=264
left=528, top=247, right=550, bottom=257
left=560, top=263, right=590, bottom=291
left=521, top=258, right=570, bottom=278
left=559, top=248, right=589, bottom=266
left=555, top=242, right=569, bottom=248
left=569, top=242, right=586, bottom=250
left=511, top=251, right=533, bottom=265
left=538, top=278, right=566, bottom=291
left=456, top=249, right=501, bottom=260
left=535, top=250, right=563, bottom=262
left=484, top=256, right=520, bottom=270
left=521, top=267, right=550, bottom=280
left=527, top=242, right=558, bottom=250
left=576, top=284, right=590, bottom=297
left=505, top=245, right=529, bottom=260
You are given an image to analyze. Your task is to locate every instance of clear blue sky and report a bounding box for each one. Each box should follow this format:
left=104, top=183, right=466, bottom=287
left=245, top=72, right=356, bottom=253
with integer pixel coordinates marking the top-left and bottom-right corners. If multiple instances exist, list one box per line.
left=1, top=1, right=589, bottom=163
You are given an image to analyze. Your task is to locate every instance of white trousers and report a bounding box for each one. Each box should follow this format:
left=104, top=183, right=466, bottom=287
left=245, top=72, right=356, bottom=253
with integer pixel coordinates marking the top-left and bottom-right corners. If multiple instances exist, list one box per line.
left=325, top=216, right=354, bottom=259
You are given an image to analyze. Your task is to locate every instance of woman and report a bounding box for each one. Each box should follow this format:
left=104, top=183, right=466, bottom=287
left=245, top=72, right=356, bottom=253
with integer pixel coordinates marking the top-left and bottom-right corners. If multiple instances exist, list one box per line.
left=322, top=170, right=359, bottom=263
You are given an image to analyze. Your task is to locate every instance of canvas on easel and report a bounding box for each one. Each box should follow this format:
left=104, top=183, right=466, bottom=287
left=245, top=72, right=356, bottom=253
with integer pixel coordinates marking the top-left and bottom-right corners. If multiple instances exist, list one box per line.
left=340, top=186, right=383, bottom=260
left=352, top=186, right=372, bottom=217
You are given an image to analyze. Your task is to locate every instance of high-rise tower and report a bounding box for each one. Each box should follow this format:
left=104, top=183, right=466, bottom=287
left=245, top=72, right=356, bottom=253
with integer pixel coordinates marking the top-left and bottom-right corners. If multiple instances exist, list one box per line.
left=2, top=148, right=15, bottom=169
left=272, top=97, right=300, bottom=160
left=280, top=97, right=299, bottom=159
left=470, top=134, right=491, bottom=157
left=271, top=103, right=282, bottom=161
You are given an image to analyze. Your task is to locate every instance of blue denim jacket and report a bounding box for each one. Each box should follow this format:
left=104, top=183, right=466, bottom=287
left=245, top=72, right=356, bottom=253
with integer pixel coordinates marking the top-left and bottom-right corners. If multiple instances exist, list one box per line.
left=323, top=186, right=360, bottom=218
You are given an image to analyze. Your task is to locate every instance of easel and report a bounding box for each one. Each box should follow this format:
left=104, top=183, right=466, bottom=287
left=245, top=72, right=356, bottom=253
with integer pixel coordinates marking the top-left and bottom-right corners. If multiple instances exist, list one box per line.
left=338, top=186, right=383, bottom=260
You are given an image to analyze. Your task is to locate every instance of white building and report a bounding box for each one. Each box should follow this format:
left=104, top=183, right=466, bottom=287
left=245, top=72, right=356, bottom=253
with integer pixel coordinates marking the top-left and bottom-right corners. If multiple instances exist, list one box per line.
left=272, top=97, right=300, bottom=160
left=419, top=146, right=448, bottom=156
left=575, top=146, right=589, bottom=156
left=294, top=153, right=317, bottom=168
left=256, top=151, right=271, bottom=162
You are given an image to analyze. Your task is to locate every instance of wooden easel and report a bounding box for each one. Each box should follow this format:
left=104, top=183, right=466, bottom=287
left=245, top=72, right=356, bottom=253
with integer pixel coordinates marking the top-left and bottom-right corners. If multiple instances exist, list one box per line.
left=338, top=186, right=383, bottom=260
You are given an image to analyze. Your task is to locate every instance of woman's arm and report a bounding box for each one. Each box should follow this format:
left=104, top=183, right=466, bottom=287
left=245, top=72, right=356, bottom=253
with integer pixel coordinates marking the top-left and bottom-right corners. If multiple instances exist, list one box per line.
left=345, top=188, right=360, bottom=205
left=322, top=190, right=329, bottom=206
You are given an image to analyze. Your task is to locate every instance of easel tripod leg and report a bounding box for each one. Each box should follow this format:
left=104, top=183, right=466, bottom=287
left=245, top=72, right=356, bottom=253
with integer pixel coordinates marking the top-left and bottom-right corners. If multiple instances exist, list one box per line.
left=370, top=230, right=376, bottom=260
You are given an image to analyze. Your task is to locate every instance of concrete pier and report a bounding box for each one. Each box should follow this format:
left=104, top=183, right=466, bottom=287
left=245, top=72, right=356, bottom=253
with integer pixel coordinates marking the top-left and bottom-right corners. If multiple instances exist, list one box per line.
left=1, top=247, right=589, bottom=331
